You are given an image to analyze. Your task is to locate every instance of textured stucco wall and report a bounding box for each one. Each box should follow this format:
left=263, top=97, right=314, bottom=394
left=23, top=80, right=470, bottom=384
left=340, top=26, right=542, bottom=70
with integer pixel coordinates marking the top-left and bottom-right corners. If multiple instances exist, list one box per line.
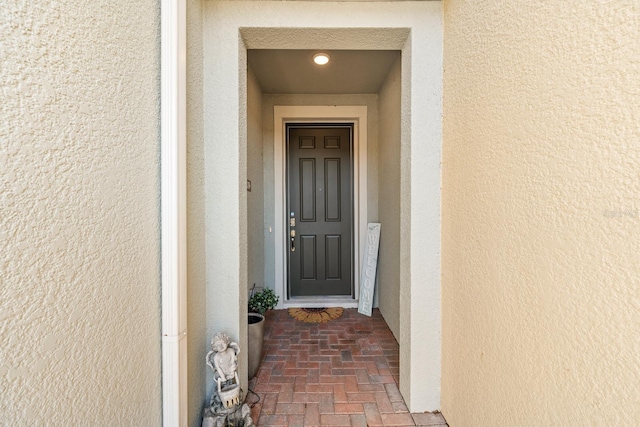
left=377, top=56, right=402, bottom=341
left=261, top=94, right=379, bottom=292
left=0, top=1, right=162, bottom=425
left=442, top=1, right=640, bottom=425
left=247, top=66, right=265, bottom=292
left=187, top=0, right=207, bottom=425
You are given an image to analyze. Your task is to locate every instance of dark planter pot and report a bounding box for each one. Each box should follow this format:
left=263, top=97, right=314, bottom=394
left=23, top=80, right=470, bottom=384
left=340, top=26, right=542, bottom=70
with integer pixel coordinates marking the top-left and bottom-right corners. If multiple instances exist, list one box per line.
left=248, top=313, right=265, bottom=379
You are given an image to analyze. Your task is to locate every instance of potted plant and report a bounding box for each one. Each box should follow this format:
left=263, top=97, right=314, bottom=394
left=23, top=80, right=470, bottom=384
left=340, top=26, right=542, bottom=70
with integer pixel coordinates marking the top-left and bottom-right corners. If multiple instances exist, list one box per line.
left=247, top=285, right=278, bottom=379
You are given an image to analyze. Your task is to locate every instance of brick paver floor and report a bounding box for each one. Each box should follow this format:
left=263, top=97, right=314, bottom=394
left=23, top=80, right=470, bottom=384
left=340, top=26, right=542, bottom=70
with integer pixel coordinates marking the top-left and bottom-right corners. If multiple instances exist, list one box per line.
left=247, top=308, right=448, bottom=426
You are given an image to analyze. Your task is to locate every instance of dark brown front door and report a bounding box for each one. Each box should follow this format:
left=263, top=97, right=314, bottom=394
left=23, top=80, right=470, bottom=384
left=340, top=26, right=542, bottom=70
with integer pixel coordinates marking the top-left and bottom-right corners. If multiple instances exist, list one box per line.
left=287, top=125, right=353, bottom=297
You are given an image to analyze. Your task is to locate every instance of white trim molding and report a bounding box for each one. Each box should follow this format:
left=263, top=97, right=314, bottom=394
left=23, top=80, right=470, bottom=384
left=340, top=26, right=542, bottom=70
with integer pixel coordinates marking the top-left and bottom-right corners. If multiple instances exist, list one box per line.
left=161, top=0, right=187, bottom=426
left=273, top=106, right=368, bottom=309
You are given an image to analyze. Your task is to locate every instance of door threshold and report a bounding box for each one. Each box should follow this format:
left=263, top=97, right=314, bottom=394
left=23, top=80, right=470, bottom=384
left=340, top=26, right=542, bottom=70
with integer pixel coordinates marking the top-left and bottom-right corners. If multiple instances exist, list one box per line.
left=283, top=297, right=358, bottom=309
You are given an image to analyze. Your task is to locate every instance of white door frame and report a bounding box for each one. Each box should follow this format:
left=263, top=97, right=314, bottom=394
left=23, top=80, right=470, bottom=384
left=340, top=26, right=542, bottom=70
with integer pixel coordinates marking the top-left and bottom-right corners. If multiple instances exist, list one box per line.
left=274, top=106, right=368, bottom=308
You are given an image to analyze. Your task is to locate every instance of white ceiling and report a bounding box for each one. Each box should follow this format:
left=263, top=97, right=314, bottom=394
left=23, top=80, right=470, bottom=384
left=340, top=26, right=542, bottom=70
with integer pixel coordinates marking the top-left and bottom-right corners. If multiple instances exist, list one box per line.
left=247, top=49, right=400, bottom=94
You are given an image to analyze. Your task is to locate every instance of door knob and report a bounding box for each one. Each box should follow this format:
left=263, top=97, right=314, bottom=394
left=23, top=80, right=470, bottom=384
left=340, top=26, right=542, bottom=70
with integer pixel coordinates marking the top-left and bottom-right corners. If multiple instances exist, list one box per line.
left=290, top=236, right=295, bottom=252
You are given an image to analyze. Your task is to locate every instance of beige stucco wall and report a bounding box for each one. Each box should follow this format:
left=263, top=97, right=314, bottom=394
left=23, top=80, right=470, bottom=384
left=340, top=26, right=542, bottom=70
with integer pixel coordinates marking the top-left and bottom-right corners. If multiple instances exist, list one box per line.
left=0, top=1, right=162, bottom=425
left=442, top=1, right=640, bottom=425
left=247, top=67, right=265, bottom=291
left=377, top=56, right=402, bottom=341
left=187, top=0, right=207, bottom=425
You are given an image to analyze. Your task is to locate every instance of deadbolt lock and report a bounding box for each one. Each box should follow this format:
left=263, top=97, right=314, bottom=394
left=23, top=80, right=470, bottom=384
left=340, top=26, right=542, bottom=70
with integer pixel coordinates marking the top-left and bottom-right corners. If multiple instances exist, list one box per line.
left=290, top=218, right=296, bottom=227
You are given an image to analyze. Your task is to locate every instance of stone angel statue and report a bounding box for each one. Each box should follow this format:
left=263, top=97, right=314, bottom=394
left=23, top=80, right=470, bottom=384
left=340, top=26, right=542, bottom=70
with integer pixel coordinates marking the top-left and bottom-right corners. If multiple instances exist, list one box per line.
left=202, top=332, right=253, bottom=427
left=206, top=332, right=241, bottom=393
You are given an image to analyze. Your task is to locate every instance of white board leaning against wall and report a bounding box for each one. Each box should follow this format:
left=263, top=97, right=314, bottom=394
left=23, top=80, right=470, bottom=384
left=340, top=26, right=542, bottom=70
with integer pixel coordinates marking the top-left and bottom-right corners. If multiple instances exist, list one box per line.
left=358, top=223, right=381, bottom=316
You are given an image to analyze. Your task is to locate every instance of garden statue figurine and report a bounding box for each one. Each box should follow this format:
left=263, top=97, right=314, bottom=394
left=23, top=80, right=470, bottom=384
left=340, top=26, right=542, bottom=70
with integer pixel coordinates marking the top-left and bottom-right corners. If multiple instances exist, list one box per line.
left=202, top=332, right=254, bottom=427
left=207, top=332, right=241, bottom=408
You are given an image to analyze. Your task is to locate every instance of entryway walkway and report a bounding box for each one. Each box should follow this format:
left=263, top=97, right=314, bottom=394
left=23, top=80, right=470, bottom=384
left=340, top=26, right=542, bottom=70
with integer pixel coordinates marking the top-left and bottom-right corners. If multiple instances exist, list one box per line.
left=248, top=309, right=448, bottom=426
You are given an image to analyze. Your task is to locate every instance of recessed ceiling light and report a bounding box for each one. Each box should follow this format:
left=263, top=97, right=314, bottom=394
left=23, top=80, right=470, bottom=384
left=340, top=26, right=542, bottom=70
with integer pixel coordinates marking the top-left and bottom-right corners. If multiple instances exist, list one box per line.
left=313, top=53, right=330, bottom=65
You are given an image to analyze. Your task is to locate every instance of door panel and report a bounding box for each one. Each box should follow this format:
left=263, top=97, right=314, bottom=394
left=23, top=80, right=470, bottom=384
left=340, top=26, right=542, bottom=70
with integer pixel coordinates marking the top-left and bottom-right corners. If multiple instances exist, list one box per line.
left=300, top=235, right=317, bottom=280
left=299, top=159, right=316, bottom=221
left=287, top=125, right=353, bottom=297
left=325, top=235, right=342, bottom=279
left=324, top=159, right=341, bottom=221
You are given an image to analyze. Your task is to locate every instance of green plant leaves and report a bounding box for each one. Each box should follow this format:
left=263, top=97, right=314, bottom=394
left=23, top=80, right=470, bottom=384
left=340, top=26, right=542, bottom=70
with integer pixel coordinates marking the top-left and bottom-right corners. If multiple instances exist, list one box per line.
left=248, top=288, right=279, bottom=315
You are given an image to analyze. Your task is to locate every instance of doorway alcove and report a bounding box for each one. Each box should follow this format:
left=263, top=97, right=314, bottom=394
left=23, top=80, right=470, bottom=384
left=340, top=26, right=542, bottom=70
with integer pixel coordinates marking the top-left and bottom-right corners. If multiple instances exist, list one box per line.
left=186, top=2, right=442, bottom=424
